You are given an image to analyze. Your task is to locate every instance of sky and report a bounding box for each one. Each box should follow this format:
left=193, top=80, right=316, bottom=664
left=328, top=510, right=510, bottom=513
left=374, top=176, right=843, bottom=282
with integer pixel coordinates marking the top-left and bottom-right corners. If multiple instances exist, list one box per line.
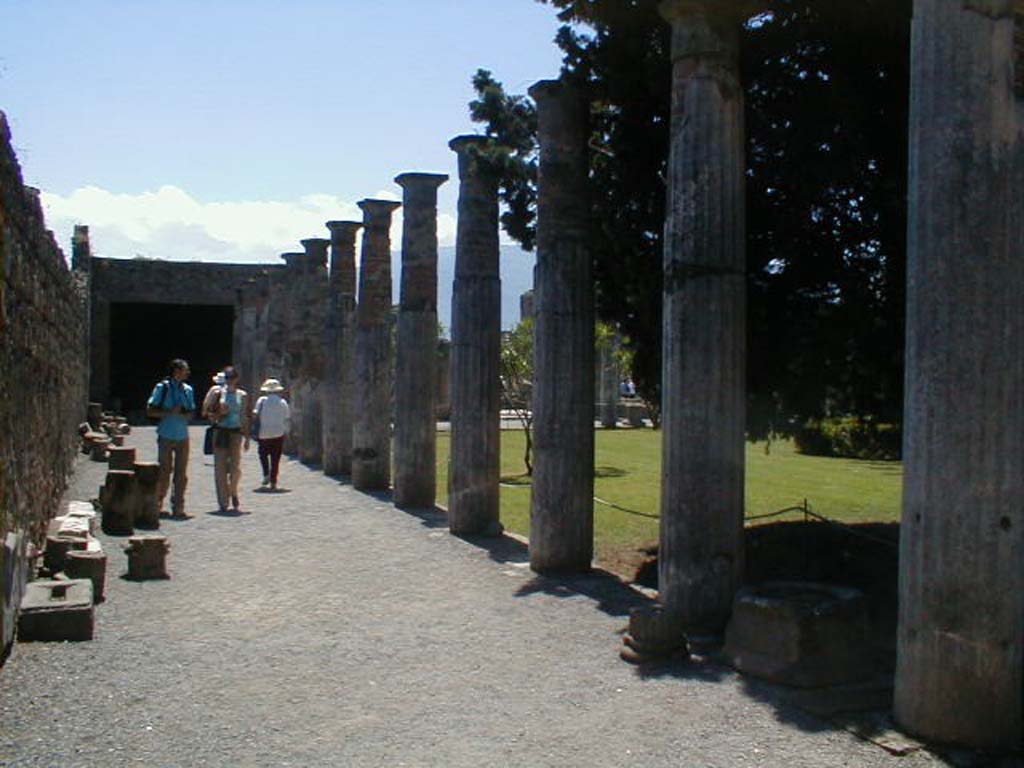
left=0, top=1, right=568, bottom=273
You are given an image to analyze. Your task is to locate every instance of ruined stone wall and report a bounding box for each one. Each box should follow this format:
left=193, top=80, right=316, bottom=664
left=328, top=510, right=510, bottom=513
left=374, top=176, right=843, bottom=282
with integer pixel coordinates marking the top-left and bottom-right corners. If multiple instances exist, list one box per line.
left=0, top=112, right=88, bottom=652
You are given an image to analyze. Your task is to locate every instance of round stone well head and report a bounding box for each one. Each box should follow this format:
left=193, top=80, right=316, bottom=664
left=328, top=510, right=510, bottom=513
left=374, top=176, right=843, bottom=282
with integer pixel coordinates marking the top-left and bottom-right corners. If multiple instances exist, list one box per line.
left=723, top=581, right=872, bottom=688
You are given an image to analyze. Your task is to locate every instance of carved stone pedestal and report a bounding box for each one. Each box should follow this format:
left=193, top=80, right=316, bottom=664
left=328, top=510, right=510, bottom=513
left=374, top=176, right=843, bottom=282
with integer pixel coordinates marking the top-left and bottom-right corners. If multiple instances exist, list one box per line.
left=125, top=535, right=169, bottom=580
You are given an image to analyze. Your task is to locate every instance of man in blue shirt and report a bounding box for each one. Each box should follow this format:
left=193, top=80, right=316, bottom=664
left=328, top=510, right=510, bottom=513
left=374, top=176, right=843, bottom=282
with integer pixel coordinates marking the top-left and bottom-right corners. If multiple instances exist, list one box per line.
left=146, top=358, right=196, bottom=519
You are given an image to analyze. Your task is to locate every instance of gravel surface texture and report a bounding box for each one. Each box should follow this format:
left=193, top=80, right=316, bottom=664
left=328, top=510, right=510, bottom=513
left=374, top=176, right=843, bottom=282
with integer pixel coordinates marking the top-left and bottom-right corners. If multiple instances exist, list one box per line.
left=0, top=426, right=958, bottom=767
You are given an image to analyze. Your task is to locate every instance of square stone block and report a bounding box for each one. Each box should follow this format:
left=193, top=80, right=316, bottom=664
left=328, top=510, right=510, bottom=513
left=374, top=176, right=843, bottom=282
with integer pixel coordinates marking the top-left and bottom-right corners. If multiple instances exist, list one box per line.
left=724, top=581, right=872, bottom=688
left=18, top=579, right=94, bottom=642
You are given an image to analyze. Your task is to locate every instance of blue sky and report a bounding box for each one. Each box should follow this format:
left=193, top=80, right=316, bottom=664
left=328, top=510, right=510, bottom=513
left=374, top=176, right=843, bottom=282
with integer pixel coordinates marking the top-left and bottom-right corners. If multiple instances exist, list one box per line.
left=1, top=1, right=566, bottom=270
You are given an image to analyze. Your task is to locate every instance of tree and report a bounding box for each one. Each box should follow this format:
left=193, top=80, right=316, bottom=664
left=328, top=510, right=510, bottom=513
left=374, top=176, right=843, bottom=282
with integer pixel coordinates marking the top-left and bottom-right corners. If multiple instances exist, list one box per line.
left=469, top=0, right=911, bottom=440
left=500, top=318, right=534, bottom=475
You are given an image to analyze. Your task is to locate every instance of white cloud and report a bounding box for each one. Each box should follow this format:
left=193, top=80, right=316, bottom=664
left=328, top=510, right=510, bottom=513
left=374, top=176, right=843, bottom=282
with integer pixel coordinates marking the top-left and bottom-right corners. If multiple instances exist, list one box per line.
left=40, top=184, right=458, bottom=264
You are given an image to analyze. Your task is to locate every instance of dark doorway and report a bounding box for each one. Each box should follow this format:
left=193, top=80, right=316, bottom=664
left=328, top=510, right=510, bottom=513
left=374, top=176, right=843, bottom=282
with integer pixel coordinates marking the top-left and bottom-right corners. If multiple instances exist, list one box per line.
left=109, top=302, right=234, bottom=423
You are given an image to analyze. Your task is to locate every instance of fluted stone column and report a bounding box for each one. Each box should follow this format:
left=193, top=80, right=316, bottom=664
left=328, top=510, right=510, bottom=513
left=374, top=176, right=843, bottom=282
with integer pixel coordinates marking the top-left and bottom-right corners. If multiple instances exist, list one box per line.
left=599, top=335, right=620, bottom=429
left=894, top=0, right=1024, bottom=750
left=298, top=237, right=329, bottom=466
left=323, top=220, right=362, bottom=476
left=280, top=251, right=305, bottom=455
left=393, top=172, right=448, bottom=508
left=528, top=79, right=594, bottom=573
left=658, top=0, right=747, bottom=635
left=448, top=136, right=502, bottom=536
left=351, top=199, right=401, bottom=491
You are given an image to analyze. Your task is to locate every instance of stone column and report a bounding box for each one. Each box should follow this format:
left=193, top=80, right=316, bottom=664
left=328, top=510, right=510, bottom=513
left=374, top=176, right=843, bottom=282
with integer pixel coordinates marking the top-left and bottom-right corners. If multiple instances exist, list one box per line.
left=280, top=251, right=305, bottom=455
left=528, top=79, right=594, bottom=573
left=298, top=237, right=329, bottom=466
left=351, top=199, right=401, bottom=491
left=599, top=335, right=620, bottom=429
left=447, top=136, right=502, bottom=536
left=894, top=0, right=1023, bottom=750
left=658, top=0, right=747, bottom=635
left=323, top=220, right=362, bottom=476
left=393, top=172, right=448, bottom=508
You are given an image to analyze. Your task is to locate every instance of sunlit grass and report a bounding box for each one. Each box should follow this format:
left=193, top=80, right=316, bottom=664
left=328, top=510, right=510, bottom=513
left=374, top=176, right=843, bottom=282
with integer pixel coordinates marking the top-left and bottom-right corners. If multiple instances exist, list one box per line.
left=435, top=427, right=902, bottom=571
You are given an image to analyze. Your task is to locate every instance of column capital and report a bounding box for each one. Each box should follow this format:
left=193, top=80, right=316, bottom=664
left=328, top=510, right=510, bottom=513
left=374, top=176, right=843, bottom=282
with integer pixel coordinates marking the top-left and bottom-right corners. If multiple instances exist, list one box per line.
left=448, top=134, right=495, bottom=155
left=659, top=0, right=748, bottom=61
left=280, top=251, right=304, bottom=267
left=325, top=220, right=363, bottom=238
left=394, top=172, right=449, bottom=190
left=357, top=198, right=402, bottom=219
left=528, top=78, right=564, bottom=103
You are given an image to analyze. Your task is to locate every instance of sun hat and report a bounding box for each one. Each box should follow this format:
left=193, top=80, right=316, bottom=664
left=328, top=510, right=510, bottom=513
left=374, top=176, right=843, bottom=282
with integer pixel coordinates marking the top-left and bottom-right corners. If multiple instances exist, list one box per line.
left=212, top=371, right=226, bottom=385
left=260, top=378, right=284, bottom=393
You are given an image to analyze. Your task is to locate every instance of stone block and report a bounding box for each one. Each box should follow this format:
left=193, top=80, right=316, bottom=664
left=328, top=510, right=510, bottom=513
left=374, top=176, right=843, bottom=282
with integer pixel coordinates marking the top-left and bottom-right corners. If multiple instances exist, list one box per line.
left=107, top=446, right=136, bottom=470
left=42, top=535, right=88, bottom=574
left=101, top=470, right=136, bottom=536
left=125, top=535, right=169, bottom=580
left=132, top=461, right=160, bottom=530
left=66, top=501, right=99, bottom=536
left=17, top=579, right=94, bottom=642
left=724, top=581, right=872, bottom=688
left=65, top=550, right=107, bottom=602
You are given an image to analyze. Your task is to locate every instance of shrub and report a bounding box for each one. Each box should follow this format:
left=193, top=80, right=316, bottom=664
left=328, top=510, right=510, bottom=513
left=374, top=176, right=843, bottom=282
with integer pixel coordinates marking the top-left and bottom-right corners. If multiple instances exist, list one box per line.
left=794, top=417, right=901, bottom=460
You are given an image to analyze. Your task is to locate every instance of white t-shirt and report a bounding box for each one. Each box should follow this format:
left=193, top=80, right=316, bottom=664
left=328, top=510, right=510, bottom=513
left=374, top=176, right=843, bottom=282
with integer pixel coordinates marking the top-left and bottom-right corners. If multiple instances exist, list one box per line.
left=253, top=394, right=290, bottom=439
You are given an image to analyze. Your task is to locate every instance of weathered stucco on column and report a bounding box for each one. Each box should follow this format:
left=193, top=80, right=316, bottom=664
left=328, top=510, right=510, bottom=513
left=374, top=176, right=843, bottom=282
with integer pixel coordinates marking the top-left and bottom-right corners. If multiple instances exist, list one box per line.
left=658, top=0, right=747, bottom=634
left=393, top=172, right=448, bottom=509
left=322, top=220, right=361, bottom=477
left=351, top=199, right=401, bottom=492
left=894, top=0, right=1024, bottom=749
left=528, top=78, right=595, bottom=573
left=447, top=136, right=502, bottom=536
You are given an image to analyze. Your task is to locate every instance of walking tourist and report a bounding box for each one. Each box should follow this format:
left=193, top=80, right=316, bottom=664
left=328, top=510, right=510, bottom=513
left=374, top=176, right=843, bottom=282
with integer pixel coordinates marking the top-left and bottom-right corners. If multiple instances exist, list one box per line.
left=252, top=378, right=290, bottom=490
left=145, top=358, right=196, bottom=519
left=202, top=365, right=250, bottom=512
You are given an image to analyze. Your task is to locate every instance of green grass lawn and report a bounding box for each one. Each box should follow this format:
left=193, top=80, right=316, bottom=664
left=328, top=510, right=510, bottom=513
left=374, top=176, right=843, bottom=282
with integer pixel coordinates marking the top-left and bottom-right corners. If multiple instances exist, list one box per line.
left=434, top=427, right=902, bottom=574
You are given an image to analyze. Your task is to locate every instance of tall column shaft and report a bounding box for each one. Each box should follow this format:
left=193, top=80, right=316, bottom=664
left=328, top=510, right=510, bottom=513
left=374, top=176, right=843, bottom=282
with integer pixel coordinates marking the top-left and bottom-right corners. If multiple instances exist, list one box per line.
left=528, top=79, right=594, bottom=572
left=394, top=172, right=448, bottom=508
left=895, top=0, right=1023, bottom=750
left=658, top=1, right=746, bottom=633
left=323, top=221, right=361, bottom=476
left=448, top=136, right=502, bottom=536
left=280, top=251, right=305, bottom=455
left=298, top=237, right=329, bottom=466
left=352, top=199, right=401, bottom=491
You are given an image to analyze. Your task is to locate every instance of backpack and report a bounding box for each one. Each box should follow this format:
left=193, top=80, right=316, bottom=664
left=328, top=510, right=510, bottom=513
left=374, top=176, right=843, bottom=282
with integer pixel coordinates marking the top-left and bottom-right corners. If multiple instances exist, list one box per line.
left=146, top=379, right=171, bottom=423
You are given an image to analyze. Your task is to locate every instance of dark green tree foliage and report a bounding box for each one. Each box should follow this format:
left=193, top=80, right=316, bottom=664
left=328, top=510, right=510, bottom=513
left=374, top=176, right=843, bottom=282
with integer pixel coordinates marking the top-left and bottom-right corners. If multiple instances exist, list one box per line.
left=470, top=0, right=910, bottom=439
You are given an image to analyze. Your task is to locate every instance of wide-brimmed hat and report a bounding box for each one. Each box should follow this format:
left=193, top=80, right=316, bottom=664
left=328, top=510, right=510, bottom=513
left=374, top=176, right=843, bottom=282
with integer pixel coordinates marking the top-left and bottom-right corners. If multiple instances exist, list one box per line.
left=212, top=371, right=226, bottom=385
left=260, top=378, right=284, bottom=393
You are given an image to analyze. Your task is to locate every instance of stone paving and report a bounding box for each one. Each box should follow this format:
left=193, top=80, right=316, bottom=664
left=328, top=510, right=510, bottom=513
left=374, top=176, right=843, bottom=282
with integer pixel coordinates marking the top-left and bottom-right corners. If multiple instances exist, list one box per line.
left=0, top=426, right=954, bottom=767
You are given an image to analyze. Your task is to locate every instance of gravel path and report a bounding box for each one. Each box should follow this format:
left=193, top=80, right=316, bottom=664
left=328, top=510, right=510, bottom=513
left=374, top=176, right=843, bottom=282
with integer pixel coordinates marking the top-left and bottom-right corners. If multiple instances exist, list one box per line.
left=0, top=426, right=953, bottom=767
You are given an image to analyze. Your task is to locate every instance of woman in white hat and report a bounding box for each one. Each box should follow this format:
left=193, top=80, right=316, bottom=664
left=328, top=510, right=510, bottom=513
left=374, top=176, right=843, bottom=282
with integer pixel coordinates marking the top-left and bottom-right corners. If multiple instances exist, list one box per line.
left=252, top=378, right=290, bottom=489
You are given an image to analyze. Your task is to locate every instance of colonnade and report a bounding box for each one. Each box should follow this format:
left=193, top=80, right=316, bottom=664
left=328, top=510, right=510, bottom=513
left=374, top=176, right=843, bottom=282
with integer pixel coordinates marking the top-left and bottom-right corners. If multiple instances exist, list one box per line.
left=235, top=0, right=1020, bottom=749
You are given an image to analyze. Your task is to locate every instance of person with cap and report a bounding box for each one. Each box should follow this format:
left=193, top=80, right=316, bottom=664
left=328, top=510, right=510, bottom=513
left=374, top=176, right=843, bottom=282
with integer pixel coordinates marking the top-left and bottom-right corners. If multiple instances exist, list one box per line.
left=145, top=358, right=196, bottom=519
left=251, top=378, right=290, bottom=490
left=202, top=365, right=250, bottom=512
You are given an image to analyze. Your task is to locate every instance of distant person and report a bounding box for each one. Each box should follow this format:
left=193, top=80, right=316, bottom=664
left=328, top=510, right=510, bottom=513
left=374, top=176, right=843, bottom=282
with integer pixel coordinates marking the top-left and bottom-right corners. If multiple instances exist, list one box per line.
left=252, top=378, right=290, bottom=490
left=202, top=365, right=250, bottom=512
left=620, top=378, right=637, bottom=398
left=145, top=358, right=196, bottom=519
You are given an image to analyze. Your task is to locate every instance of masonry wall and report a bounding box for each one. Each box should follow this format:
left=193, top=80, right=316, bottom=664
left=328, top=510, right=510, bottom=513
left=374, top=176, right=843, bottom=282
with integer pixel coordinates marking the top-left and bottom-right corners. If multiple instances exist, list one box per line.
left=0, top=112, right=88, bottom=653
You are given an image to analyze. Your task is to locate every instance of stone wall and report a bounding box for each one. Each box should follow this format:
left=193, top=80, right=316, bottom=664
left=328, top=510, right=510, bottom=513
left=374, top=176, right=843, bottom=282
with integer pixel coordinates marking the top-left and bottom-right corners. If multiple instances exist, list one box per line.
left=0, top=111, right=89, bottom=653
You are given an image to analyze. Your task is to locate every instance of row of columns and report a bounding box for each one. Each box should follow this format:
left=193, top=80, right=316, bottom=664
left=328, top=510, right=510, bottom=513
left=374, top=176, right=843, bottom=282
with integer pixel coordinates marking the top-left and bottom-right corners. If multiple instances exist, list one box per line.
left=244, top=1, right=1019, bottom=748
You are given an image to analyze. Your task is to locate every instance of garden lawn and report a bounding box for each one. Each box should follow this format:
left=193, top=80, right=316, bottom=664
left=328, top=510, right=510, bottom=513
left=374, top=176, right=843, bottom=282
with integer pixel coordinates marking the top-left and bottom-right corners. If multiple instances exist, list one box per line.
left=434, top=428, right=902, bottom=577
